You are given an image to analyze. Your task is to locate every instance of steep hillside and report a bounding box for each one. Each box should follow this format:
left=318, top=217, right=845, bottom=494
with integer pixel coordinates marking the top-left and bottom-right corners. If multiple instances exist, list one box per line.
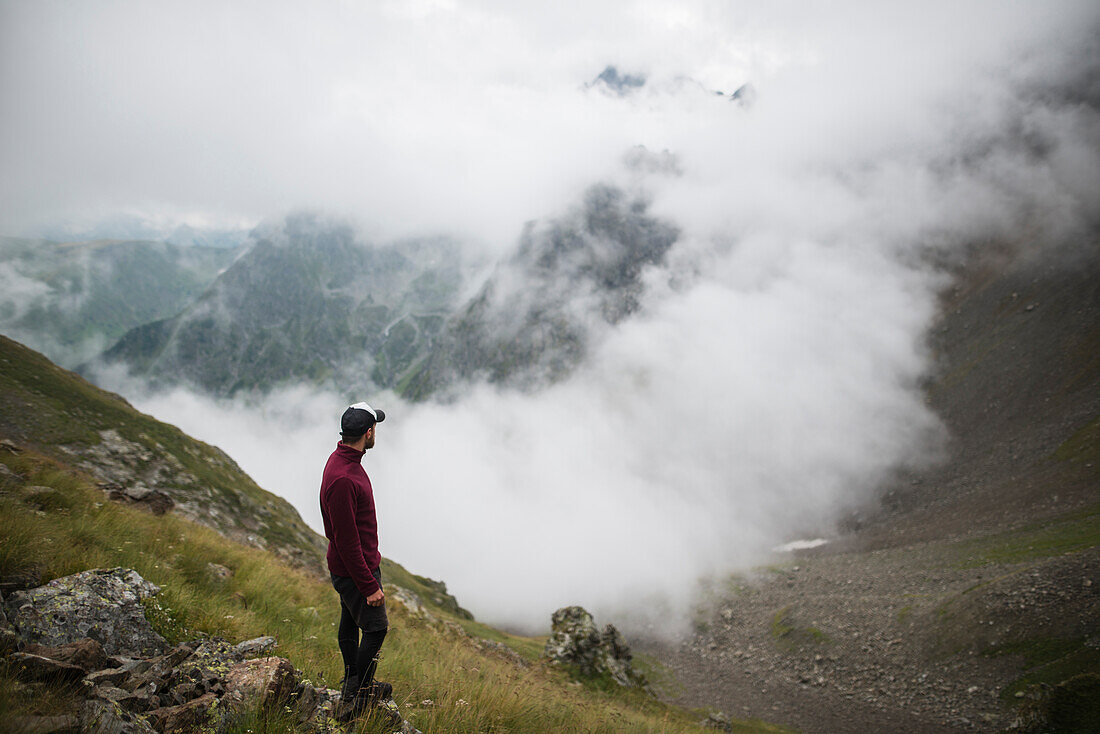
left=0, top=236, right=238, bottom=367
left=0, top=335, right=324, bottom=571
left=867, top=239, right=1100, bottom=544
left=404, top=183, right=680, bottom=397
left=639, top=240, right=1100, bottom=733
left=104, top=214, right=466, bottom=396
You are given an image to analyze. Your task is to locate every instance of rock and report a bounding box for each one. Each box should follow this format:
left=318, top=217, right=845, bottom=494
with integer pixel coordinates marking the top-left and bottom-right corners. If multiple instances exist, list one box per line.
left=375, top=698, right=420, bottom=732
left=291, top=681, right=320, bottom=724
left=172, top=637, right=240, bottom=697
left=8, top=652, right=87, bottom=685
left=700, top=711, right=734, bottom=731
left=544, top=606, right=601, bottom=666
left=543, top=606, right=645, bottom=687
left=298, top=686, right=341, bottom=727
left=24, top=638, right=111, bottom=672
left=595, top=622, right=644, bottom=687
left=6, top=715, right=80, bottom=733
left=123, top=485, right=153, bottom=501
left=0, top=461, right=21, bottom=484
left=122, top=643, right=195, bottom=698
left=414, top=574, right=474, bottom=620
left=85, top=667, right=132, bottom=688
left=106, top=486, right=175, bottom=516
left=474, top=637, right=530, bottom=668
left=0, top=438, right=21, bottom=453
left=233, top=635, right=277, bottom=657
left=390, top=586, right=430, bottom=619
left=5, top=568, right=168, bottom=657
left=91, top=685, right=131, bottom=705
left=80, top=699, right=154, bottom=734
left=146, top=692, right=218, bottom=733
left=222, top=656, right=299, bottom=712
left=117, top=687, right=160, bottom=714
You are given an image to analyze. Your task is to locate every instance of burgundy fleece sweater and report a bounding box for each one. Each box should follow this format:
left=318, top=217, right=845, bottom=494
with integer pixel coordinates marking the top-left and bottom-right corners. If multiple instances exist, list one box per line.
left=319, top=442, right=381, bottom=597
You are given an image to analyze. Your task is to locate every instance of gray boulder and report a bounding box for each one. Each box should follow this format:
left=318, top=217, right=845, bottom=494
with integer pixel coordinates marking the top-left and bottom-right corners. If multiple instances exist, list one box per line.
left=5, top=568, right=168, bottom=657
left=233, top=635, right=277, bottom=657
left=543, top=606, right=646, bottom=687
left=80, top=698, right=157, bottom=734
left=222, top=657, right=299, bottom=713
left=8, top=652, right=87, bottom=685
left=23, top=638, right=110, bottom=672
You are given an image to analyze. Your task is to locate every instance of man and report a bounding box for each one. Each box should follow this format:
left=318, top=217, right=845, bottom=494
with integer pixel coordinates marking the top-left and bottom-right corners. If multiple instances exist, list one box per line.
left=319, top=401, right=393, bottom=713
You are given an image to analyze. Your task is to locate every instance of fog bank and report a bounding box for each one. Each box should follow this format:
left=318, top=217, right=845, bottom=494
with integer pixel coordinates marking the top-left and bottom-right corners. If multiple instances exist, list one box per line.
left=52, top=0, right=1100, bottom=631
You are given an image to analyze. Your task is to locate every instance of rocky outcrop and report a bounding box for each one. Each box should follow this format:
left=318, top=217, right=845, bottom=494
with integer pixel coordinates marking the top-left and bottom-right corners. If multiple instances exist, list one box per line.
left=0, top=567, right=423, bottom=733
left=543, top=606, right=646, bottom=688
left=5, top=568, right=167, bottom=657
left=51, top=427, right=327, bottom=577
left=103, top=482, right=175, bottom=516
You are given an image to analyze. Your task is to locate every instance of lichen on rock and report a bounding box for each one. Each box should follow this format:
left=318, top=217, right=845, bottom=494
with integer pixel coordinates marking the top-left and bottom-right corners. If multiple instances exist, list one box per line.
left=543, top=605, right=646, bottom=687
left=4, top=567, right=167, bottom=657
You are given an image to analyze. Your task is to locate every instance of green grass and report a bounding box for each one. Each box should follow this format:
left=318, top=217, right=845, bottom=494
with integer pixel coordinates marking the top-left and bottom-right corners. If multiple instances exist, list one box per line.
left=0, top=334, right=324, bottom=569
left=770, top=605, right=832, bottom=652
left=983, top=637, right=1100, bottom=702
left=0, top=447, right=778, bottom=733
left=1053, top=415, right=1100, bottom=465
left=952, top=506, right=1100, bottom=567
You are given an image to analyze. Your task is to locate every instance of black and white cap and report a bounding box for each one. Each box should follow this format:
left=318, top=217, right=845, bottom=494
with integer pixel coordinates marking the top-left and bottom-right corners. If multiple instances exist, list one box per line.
left=340, top=401, right=386, bottom=436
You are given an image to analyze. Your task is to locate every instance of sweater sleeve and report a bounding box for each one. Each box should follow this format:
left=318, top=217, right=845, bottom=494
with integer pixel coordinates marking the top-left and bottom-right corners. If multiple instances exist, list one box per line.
left=325, top=477, right=380, bottom=597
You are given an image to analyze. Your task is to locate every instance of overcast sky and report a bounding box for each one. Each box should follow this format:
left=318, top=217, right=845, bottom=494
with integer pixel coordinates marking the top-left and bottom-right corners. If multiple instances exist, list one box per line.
left=7, top=1, right=1100, bottom=631
left=4, top=1, right=1095, bottom=246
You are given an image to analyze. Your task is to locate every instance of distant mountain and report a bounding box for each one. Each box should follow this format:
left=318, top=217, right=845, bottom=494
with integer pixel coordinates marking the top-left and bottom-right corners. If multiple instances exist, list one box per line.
left=403, top=184, right=679, bottom=397
left=0, top=237, right=240, bottom=368
left=589, top=65, right=647, bottom=96
left=98, top=186, right=679, bottom=400
left=166, top=224, right=250, bottom=249
left=30, top=215, right=250, bottom=249
left=103, top=213, right=468, bottom=396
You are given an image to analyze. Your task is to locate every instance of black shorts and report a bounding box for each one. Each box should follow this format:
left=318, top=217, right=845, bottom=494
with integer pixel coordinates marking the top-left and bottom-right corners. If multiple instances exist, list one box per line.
left=331, top=568, right=388, bottom=632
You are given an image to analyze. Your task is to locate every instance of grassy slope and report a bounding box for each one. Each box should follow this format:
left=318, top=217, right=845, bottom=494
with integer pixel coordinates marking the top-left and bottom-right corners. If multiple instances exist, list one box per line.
left=0, top=335, right=324, bottom=568
left=0, top=337, right=781, bottom=732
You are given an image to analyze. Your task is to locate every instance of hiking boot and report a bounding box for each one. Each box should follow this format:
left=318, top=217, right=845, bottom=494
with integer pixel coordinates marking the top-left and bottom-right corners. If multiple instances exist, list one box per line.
left=339, top=670, right=360, bottom=700
left=355, top=679, right=393, bottom=705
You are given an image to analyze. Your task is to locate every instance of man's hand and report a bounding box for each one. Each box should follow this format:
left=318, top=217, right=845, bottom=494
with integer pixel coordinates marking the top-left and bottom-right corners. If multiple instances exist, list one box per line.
left=366, top=588, right=385, bottom=606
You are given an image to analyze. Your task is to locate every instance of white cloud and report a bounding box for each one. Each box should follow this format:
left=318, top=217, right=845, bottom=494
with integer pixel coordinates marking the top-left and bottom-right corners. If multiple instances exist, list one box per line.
left=35, top=0, right=1100, bottom=631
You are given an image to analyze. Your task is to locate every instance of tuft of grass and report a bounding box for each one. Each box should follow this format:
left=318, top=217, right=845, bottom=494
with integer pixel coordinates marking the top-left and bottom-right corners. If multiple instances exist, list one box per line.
left=952, top=506, right=1100, bottom=567
left=983, top=637, right=1100, bottom=702
left=1053, top=416, right=1100, bottom=465
left=770, top=606, right=832, bottom=652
